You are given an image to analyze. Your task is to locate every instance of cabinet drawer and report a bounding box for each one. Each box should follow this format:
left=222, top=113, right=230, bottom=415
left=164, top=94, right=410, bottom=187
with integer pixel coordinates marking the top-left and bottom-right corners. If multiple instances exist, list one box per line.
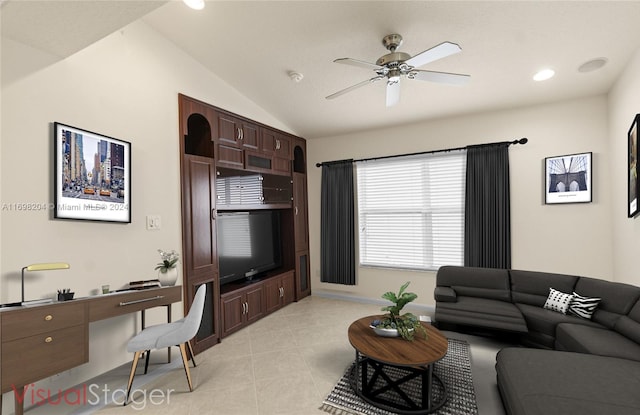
left=88, top=286, right=182, bottom=321
left=1, top=324, right=88, bottom=391
left=217, top=144, right=244, bottom=168
left=1, top=302, right=86, bottom=341
left=273, top=157, right=291, bottom=174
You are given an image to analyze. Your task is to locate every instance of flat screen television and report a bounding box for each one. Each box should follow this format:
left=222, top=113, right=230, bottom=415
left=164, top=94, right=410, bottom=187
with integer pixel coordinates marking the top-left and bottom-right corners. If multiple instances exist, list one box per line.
left=216, top=210, right=282, bottom=285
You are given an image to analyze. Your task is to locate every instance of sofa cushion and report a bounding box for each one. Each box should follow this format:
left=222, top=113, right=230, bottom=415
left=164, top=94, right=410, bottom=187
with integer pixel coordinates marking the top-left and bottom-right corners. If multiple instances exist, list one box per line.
left=615, top=301, right=640, bottom=344
left=509, top=269, right=578, bottom=307
left=556, top=323, right=640, bottom=361
left=435, top=296, right=527, bottom=332
left=436, top=266, right=511, bottom=302
left=574, top=277, right=640, bottom=328
left=543, top=288, right=573, bottom=314
left=496, top=348, right=640, bottom=415
left=516, top=303, right=602, bottom=337
left=433, top=286, right=456, bottom=302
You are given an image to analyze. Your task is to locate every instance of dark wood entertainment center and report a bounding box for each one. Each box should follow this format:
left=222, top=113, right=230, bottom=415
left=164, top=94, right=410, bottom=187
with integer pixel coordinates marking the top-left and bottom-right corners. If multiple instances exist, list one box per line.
left=178, top=94, right=310, bottom=353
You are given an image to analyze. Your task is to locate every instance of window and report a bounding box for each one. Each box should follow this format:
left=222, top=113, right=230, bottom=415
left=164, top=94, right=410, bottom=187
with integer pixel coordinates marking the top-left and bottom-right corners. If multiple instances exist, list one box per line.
left=356, top=150, right=466, bottom=270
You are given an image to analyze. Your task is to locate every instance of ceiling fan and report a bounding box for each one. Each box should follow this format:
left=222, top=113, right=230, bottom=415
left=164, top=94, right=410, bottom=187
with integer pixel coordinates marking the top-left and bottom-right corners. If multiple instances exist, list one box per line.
left=326, top=34, right=470, bottom=107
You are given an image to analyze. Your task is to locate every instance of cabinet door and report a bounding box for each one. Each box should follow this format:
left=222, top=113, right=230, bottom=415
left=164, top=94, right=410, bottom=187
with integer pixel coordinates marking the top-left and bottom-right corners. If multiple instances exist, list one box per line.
left=264, top=278, right=283, bottom=314
left=293, top=172, right=309, bottom=251
left=240, top=121, right=259, bottom=150
left=216, top=112, right=241, bottom=147
left=261, top=128, right=278, bottom=155
left=274, top=134, right=291, bottom=159
left=281, top=272, right=295, bottom=306
left=245, top=285, right=265, bottom=323
left=190, top=276, right=220, bottom=352
left=295, top=251, right=311, bottom=300
left=182, top=155, right=217, bottom=281
left=221, top=292, right=245, bottom=336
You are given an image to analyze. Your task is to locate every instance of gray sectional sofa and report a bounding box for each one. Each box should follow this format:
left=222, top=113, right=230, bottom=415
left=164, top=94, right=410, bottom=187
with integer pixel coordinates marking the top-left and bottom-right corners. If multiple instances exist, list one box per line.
left=434, top=265, right=640, bottom=415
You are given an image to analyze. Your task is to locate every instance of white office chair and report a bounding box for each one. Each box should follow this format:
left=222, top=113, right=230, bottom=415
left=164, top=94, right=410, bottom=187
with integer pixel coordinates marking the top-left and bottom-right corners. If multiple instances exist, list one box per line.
left=124, top=284, right=206, bottom=405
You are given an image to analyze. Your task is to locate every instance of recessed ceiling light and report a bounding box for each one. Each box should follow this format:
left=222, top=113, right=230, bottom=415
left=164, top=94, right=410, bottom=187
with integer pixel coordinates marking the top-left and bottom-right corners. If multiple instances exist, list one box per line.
left=578, top=58, right=608, bottom=73
left=183, top=0, right=205, bottom=10
left=533, top=69, right=555, bottom=82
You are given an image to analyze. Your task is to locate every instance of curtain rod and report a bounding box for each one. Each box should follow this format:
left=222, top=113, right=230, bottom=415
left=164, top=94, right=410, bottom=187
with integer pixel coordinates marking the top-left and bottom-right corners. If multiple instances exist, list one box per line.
left=315, top=137, right=528, bottom=168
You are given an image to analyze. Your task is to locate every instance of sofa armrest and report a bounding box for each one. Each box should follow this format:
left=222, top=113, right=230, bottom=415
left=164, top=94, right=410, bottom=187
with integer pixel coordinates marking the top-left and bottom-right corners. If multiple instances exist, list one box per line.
left=435, top=286, right=457, bottom=302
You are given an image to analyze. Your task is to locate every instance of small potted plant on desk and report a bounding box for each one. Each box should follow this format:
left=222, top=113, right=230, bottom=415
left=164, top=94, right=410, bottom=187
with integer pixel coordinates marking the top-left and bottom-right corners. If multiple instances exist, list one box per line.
left=371, top=282, right=427, bottom=341
left=155, top=249, right=179, bottom=286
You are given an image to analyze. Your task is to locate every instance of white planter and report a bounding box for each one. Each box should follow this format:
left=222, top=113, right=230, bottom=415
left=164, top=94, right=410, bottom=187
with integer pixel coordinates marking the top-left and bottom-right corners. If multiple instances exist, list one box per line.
left=372, top=327, right=400, bottom=337
left=158, top=267, right=179, bottom=286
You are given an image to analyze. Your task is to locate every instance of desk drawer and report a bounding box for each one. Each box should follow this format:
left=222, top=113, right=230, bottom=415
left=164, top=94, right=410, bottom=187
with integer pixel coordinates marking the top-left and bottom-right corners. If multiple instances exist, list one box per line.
left=2, top=302, right=87, bottom=341
left=1, top=324, right=88, bottom=392
left=89, top=286, right=181, bottom=321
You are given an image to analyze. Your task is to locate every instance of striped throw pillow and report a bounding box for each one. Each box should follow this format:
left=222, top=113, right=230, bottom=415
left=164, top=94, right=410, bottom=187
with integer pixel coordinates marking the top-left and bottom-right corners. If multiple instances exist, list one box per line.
left=543, top=288, right=573, bottom=314
left=568, top=292, right=601, bottom=319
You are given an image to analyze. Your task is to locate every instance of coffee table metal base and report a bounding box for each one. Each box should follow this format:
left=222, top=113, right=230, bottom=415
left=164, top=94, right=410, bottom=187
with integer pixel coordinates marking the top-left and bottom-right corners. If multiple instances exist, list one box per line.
left=349, top=351, right=448, bottom=414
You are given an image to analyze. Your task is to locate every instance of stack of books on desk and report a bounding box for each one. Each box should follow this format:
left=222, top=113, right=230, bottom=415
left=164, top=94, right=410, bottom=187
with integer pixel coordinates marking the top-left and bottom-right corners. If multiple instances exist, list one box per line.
left=128, top=279, right=161, bottom=290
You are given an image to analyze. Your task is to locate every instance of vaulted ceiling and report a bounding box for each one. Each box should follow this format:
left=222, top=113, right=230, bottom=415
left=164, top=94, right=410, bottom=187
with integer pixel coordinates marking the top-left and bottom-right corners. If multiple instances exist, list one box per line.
left=4, top=1, right=640, bottom=139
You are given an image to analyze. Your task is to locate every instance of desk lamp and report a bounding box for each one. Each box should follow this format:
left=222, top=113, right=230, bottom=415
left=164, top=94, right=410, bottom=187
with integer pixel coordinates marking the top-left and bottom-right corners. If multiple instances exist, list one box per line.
left=21, top=262, right=70, bottom=303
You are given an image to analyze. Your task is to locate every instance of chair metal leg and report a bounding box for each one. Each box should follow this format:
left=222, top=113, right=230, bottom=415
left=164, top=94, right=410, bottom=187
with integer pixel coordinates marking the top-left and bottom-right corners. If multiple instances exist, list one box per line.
left=144, top=349, right=151, bottom=374
left=186, top=340, right=197, bottom=367
left=179, top=343, right=194, bottom=391
left=125, top=351, right=143, bottom=406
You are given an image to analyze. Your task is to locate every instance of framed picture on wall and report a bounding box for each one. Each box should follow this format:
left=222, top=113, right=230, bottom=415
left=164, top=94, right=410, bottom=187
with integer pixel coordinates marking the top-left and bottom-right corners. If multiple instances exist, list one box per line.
left=544, top=152, right=592, bottom=204
left=54, top=122, right=131, bottom=223
left=628, top=114, right=640, bottom=218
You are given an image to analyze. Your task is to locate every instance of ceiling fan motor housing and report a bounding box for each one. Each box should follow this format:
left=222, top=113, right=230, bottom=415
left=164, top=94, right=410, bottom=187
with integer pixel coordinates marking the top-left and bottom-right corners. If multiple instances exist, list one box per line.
left=376, top=52, right=411, bottom=67
left=382, top=34, right=403, bottom=51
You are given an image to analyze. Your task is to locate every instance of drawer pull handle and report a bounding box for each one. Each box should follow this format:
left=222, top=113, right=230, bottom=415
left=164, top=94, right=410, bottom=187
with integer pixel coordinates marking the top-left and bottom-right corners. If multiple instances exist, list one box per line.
left=119, top=295, right=164, bottom=306
left=45, top=337, right=53, bottom=343
left=44, top=315, right=53, bottom=321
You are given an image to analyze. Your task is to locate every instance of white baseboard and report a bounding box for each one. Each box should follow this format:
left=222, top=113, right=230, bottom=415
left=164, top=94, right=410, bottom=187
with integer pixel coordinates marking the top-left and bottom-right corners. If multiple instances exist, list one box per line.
left=311, top=290, right=435, bottom=316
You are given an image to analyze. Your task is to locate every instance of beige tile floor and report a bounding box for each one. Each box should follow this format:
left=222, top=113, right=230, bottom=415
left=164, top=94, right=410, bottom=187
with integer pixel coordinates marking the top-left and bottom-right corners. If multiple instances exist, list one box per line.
left=22, top=295, right=510, bottom=415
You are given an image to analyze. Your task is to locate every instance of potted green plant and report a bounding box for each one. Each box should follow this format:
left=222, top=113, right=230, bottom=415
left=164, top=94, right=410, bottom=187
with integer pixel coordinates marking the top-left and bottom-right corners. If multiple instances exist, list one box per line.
left=155, top=249, right=179, bottom=286
left=371, top=282, right=427, bottom=341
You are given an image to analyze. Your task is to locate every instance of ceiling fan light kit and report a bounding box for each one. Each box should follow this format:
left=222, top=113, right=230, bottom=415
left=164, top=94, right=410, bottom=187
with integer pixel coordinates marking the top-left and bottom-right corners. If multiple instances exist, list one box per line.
left=327, top=34, right=470, bottom=107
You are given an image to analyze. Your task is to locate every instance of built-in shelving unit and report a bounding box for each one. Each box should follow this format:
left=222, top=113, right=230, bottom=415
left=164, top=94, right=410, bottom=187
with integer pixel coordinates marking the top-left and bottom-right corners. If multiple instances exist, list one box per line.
left=178, top=94, right=310, bottom=352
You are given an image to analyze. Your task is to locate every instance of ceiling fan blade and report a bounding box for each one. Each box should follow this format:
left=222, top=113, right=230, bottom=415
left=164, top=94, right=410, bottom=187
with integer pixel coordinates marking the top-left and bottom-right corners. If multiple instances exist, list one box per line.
left=404, top=41, right=462, bottom=68
left=386, top=80, right=400, bottom=107
left=333, top=57, right=383, bottom=70
left=409, top=69, right=470, bottom=85
left=326, top=76, right=384, bottom=100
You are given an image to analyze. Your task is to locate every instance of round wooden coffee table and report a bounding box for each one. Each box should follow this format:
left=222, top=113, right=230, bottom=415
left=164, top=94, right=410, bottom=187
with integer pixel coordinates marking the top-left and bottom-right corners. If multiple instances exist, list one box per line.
left=347, top=315, right=449, bottom=414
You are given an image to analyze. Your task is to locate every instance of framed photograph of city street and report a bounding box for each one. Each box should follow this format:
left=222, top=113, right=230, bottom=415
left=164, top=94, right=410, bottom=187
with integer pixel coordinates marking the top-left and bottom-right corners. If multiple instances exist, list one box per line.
left=54, top=122, right=131, bottom=223
left=544, top=152, right=592, bottom=204
left=628, top=114, right=640, bottom=218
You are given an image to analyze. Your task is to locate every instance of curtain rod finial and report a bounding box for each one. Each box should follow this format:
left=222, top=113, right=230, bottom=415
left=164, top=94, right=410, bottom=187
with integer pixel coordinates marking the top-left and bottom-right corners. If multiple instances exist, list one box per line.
left=513, top=137, right=528, bottom=145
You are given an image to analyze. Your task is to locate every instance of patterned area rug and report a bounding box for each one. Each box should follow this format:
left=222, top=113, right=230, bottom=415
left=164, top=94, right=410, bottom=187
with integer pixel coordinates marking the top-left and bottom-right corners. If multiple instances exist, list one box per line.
left=320, top=339, right=478, bottom=415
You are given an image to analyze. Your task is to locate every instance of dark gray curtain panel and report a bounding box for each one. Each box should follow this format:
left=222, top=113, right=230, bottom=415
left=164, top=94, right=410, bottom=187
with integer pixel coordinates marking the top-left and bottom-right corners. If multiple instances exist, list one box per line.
left=321, top=160, right=356, bottom=285
left=464, top=143, right=511, bottom=268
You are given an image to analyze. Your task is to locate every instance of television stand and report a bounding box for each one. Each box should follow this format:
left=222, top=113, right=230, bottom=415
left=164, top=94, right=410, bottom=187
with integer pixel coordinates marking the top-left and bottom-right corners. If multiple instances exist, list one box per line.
left=220, top=269, right=295, bottom=337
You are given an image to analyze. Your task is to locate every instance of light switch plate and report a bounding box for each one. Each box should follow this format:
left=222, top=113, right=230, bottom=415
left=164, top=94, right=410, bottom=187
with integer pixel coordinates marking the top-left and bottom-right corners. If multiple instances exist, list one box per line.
left=146, top=215, right=161, bottom=230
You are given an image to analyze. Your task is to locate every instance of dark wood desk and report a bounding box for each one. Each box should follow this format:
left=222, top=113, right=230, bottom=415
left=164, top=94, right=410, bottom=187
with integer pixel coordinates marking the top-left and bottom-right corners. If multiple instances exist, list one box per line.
left=347, top=315, right=448, bottom=414
left=0, top=286, right=182, bottom=415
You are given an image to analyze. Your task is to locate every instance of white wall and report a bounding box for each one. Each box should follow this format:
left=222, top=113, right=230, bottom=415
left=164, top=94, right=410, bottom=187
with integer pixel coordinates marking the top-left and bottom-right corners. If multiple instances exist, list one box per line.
left=1, top=7, right=637, bottom=412
left=307, top=96, right=613, bottom=306
left=0, top=20, right=293, bottom=407
left=609, top=48, right=640, bottom=284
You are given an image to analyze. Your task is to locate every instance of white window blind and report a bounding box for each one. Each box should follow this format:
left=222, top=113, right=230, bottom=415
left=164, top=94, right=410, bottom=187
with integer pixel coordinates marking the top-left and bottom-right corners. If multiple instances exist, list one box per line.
left=356, top=150, right=466, bottom=270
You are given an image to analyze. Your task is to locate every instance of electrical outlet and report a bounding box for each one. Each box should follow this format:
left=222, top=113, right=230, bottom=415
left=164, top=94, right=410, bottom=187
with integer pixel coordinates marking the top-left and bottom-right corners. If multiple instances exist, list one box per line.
left=146, top=215, right=161, bottom=230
